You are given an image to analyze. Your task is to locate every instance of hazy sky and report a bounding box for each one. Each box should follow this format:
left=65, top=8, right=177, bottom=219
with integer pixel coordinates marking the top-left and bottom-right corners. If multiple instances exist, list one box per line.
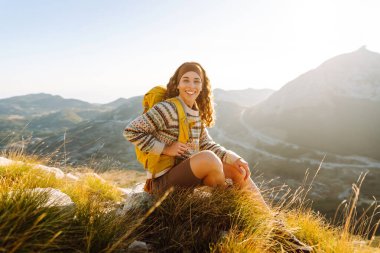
left=1, top=0, right=379, bottom=103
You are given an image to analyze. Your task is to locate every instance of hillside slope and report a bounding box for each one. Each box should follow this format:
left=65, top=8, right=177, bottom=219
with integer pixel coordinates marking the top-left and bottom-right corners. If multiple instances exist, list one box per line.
left=246, top=47, right=380, bottom=159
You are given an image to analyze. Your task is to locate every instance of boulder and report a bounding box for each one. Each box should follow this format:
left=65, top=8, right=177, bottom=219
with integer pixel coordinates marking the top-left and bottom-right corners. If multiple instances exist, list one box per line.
left=32, top=187, right=74, bottom=208
left=118, top=183, right=145, bottom=197
left=0, top=156, right=65, bottom=179
left=117, top=191, right=154, bottom=216
left=33, top=164, right=65, bottom=179
left=0, top=157, right=14, bottom=166
left=65, top=172, right=80, bottom=181
left=7, top=187, right=75, bottom=209
left=127, top=240, right=150, bottom=253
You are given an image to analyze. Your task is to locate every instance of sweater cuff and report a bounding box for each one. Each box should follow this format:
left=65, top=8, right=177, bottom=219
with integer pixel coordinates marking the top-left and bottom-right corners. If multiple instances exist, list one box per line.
left=224, top=150, right=241, bottom=165
left=150, top=141, right=165, bottom=155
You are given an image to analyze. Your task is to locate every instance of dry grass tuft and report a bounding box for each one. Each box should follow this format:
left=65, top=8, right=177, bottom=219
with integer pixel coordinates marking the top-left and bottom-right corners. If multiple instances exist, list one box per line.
left=0, top=154, right=379, bottom=252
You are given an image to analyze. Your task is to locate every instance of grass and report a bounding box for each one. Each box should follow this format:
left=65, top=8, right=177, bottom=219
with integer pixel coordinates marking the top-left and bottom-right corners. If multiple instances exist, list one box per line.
left=0, top=154, right=379, bottom=252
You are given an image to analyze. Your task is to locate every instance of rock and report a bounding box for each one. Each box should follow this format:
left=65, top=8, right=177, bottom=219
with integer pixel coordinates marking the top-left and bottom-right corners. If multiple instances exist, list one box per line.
left=33, top=164, right=65, bottom=179
left=117, top=192, right=154, bottom=216
left=32, top=187, right=74, bottom=208
left=0, top=157, right=14, bottom=166
left=127, top=240, right=149, bottom=253
left=0, top=156, right=65, bottom=179
left=83, top=172, right=106, bottom=182
left=118, top=183, right=145, bottom=196
left=7, top=187, right=75, bottom=209
left=65, top=172, right=79, bottom=181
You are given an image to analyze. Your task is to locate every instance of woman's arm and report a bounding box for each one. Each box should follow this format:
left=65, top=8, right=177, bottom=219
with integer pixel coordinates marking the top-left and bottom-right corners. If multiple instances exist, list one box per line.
left=124, top=102, right=168, bottom=155
left=200, top=127, right=251, bottom=180
left=199, top=128, right=251, bottom=180
left=199, top=127, right=241, bottom=164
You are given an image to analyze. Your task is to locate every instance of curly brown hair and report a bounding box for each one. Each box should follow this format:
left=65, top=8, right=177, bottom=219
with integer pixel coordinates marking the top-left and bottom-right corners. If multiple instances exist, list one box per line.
left=164, top=62, right=215, bottom=127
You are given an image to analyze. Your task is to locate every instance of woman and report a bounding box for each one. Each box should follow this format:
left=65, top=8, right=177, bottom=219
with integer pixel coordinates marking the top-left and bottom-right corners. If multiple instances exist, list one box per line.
left=124, top=62, right=265, bottom=203
left=124, top=62, right=312, bottom=252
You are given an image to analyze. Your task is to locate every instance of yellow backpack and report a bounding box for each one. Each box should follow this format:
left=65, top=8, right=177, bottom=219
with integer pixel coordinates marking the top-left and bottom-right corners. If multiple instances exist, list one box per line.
left=135, top=86, right=190, bottom=192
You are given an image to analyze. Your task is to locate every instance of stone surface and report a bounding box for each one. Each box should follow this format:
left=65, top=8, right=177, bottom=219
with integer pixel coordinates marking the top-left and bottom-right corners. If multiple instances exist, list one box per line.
left=127, top=240, right=149, bottom=253
left=32, top=187, right=74, bottom=208
left=119, top=183, right=145, bottom=196
left=117, top=191, right=154, bottom=216
left=0, top=157, right=14, bottom=166
left=33, top=164, right=65, bottom=179
left=65, top=172, right=80, bottom=181
left=0, top=156, right=65, bottom=179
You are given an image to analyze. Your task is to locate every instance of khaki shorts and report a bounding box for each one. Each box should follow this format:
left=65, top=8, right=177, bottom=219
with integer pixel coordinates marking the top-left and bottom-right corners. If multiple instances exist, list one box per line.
left=152, top=158, right=203, bottom=194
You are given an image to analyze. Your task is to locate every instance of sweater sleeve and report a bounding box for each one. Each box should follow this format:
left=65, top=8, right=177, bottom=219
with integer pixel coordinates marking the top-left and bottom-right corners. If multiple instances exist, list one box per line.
left=199, top=127, right=241, bottom=165
left=123, top=103, right=167, bottom=155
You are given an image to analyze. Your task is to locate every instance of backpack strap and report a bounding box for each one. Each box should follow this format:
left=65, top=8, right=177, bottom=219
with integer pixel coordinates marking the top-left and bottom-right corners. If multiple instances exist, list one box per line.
left=145, top=97, right=189, bottom=193
left=167, top=97, right=190, bottom=143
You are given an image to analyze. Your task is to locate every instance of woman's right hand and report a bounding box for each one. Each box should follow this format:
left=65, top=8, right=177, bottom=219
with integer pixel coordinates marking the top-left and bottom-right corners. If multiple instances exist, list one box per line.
left=162, top=142, right=188, bottom=157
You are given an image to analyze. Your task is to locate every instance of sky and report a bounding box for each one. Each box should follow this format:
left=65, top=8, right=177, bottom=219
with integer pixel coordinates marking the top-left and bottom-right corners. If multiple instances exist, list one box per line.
left=1, top=0, right=379, bottom=103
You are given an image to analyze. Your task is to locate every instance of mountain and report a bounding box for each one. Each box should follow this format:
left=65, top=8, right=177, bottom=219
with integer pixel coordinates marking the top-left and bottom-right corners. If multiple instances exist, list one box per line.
left=0, top=93, right=125, bottom=138
left=28, top=109, right=83, bottom=133
left=0, top=93, right=96, bottom=117
left=26, top=96, right=143, bottom=169
left=245, top=46, right=380, bottom=160
left=104, top=98, right=130, bottom=108
left=213, top=88, right=274, bottom=107
left=96, top=96, right=142, bottom=121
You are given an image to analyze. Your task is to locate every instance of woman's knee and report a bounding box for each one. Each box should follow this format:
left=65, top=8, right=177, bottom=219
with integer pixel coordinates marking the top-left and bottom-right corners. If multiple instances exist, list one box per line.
left=198, top=150, right=222, bottom=170
left=190, top=150, right=223, bottom=179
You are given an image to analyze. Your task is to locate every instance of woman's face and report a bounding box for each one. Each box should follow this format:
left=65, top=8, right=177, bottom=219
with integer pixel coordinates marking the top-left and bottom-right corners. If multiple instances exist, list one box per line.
left=177, top=71, right=202, bottom=108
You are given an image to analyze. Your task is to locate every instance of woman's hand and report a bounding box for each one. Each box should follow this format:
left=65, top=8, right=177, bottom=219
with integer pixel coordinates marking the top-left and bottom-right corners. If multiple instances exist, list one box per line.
left=162, top=142, right=188, bottom=157
left=232, top=158, right=251, bottom=180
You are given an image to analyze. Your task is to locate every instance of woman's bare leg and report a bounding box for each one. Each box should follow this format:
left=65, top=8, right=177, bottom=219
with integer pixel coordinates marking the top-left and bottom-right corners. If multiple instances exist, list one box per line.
left=189, top=153, right=269, bottom=211
left=190, top=150, right=226, bottom=187
left=223, top=162, right=270, bottom=211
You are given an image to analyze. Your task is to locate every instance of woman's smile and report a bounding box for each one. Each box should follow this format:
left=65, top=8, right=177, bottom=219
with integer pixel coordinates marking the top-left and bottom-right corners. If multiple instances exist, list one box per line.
left=177, top=71, right=202, bottom=108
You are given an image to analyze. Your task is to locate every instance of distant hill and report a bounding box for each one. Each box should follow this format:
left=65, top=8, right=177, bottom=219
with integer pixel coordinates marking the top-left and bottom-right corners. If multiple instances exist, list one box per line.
left=213, top=88, right=274, bottom=107
left=28, top=109, right=83, bottom=133
left=0, top=93, right=125, bottom=137
left=96, top=96, right=142, bottom=121
left=104, top=98, right=130, bottom=108
left=26, top=96, right=143, bottom=169
left=245, top=46, right=380, bottom=160
left=0, top=93, right=96, bottom=117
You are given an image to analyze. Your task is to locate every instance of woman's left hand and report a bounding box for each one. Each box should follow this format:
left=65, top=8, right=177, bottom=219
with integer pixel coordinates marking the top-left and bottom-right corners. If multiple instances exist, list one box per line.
left=233, top=158, right=251, bottom=180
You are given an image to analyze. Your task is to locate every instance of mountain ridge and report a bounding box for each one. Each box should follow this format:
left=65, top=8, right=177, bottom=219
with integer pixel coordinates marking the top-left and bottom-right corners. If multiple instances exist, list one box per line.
left=246, top=46, right=380, bottom=159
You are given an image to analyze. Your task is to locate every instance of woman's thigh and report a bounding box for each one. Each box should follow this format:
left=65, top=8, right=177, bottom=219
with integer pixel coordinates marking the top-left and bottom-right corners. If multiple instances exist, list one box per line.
left=152, top=157, right=203, bottom=194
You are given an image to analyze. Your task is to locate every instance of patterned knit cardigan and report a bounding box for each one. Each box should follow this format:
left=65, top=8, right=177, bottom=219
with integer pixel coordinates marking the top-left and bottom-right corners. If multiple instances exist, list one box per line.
left=124, top=97, right=240, bottom=178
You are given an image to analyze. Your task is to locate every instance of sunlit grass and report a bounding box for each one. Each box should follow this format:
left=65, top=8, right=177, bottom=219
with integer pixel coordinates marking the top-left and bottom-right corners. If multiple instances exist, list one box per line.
left=0, top=153, right=379, bottom=252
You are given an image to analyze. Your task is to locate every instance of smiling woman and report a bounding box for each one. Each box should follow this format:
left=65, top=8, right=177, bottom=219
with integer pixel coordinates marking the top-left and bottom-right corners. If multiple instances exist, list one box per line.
left=124, top=62, right=254, bottom=191
left=123, top=62, right=272, bottom=205
left=124, top=62, right=313, bottom=251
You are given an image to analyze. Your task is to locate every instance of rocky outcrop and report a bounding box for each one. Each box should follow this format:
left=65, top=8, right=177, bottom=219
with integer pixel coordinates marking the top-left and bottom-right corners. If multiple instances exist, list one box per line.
left=31, top=187, right=75, bottom=208
left=32, top=164, right=65, bottom=179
